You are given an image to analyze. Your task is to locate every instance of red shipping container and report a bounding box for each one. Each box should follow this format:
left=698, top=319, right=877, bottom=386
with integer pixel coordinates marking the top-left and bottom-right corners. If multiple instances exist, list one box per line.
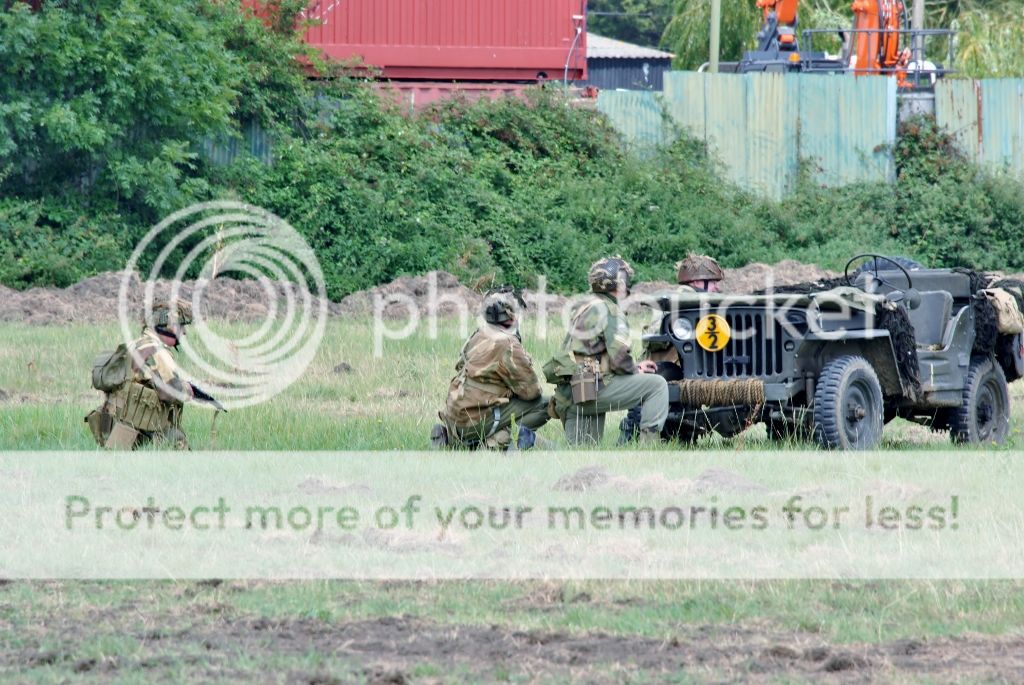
left=294, top=0, right=587, bottom=82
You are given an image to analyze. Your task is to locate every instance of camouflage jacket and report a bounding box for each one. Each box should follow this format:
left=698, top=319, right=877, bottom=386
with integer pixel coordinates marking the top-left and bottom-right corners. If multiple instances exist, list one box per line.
left=127, top=330, right=192, bottom=405
left=444, top=324, right=542, bottom=427
left=544, top=293, right=637, bottom=382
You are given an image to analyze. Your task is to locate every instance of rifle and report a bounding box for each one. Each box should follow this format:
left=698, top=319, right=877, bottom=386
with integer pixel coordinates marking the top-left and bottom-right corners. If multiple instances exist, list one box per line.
left=190, top=383, right=227, bottom=413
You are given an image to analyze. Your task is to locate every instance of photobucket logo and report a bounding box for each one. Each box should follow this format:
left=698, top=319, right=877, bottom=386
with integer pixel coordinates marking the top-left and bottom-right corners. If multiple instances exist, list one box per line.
left=117, top=201, right=327, bottom=409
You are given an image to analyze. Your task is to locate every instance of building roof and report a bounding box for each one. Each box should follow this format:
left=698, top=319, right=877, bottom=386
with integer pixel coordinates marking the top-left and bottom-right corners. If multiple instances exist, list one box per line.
left=586, top=33, right=675, bottom=60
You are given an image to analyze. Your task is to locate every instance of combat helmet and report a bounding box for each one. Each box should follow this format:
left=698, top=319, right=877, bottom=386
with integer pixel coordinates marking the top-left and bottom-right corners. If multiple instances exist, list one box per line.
left=145, top=299, right=193, bottom=330
left=588, top=256, right=635, bottom=295
left=676, top=254, right=724, bottom=285
left=482, top=286, right=524, bottom=326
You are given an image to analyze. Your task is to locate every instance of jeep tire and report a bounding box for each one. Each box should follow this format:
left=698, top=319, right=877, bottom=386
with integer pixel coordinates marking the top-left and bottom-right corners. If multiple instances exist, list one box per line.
left=813, top=355, right=885, bottom=450
left=950, top=356, right=1010, bottom=445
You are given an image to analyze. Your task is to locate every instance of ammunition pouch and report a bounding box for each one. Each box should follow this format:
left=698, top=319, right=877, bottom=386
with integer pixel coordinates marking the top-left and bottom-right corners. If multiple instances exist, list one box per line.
left=84, top=409, right=113, bottom=446
left=109, top=382, right=176, bottom=433
left=570, top=357, right=603, bottom=404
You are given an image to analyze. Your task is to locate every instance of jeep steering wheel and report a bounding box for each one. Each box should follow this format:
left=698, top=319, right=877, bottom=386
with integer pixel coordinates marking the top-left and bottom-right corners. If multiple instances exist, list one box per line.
left=844, top=254, right=915, bottom=292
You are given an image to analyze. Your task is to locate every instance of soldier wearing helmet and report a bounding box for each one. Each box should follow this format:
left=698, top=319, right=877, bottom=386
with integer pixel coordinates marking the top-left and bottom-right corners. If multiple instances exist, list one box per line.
left=543, top=257, right=669, bottom=445
left=644, top=253, right=726, bottom=363
left=431, top=288, right=550, bottom=450
left=84, top=300, right=196, bottom=449
left=676, top=254, right=725, bottom=293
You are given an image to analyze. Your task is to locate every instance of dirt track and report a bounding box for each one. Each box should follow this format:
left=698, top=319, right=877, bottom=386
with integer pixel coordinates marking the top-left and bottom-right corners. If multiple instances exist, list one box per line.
left=3, top=583, right=1023, bottom=684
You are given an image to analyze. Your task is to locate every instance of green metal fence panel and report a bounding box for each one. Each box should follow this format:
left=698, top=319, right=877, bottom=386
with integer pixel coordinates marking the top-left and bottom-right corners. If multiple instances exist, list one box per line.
left=936, top=78, right=1024, bottom=176
left=596, top=90, right=668, bottom=149
left=658, top=72, right=895, bottom=198
left=199, top=118, right=273, bottom=167
left=980, top=79, right=1024, bottom=175
left=797, top=74, right=896, bottom=187
left=935, top=79, right=982, bottom=162
left=662, top=71, right=705, bottom=139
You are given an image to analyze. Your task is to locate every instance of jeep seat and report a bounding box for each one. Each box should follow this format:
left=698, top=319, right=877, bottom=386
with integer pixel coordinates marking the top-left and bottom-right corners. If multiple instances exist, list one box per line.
left=908, top=290, right=953, bottom=347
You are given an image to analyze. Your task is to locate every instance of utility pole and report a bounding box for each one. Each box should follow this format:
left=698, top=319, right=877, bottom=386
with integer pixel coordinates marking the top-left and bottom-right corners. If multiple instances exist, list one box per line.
left=912, top=0, right=925, bottom=63
left=709, top=0, right=721, bottom=72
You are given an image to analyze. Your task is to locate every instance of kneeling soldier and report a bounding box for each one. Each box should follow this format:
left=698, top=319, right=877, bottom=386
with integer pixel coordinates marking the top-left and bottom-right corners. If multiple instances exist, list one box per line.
left=545, top=257, right=669, bottom=445
left=433, top=289, right=550, bottom=449
left=85, top=301, right=196, bottom=449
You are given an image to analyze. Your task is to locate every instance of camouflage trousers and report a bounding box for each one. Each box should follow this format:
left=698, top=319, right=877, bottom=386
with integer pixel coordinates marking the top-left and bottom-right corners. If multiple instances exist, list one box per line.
left=558, top=373, right=669, bottom=446
left=448, top=396, right=551, bottom=449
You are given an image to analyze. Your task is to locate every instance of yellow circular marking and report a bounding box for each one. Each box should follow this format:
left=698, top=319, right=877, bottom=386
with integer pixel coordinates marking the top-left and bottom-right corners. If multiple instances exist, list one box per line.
left=696, top=314, right=731, bottom=352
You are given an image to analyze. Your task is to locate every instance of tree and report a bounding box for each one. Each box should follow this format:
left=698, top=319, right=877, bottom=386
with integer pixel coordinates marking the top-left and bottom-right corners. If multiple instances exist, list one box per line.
left=588, top=0, right=675, bottom=47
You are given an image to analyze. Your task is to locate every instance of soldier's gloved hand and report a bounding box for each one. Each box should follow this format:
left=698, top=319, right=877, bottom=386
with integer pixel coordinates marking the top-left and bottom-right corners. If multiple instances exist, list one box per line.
left=637, top=360, right=658, bottom=374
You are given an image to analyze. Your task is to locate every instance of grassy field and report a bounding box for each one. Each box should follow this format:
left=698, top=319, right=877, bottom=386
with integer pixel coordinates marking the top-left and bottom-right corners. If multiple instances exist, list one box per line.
left=3, top=320, right=1024, bottom=683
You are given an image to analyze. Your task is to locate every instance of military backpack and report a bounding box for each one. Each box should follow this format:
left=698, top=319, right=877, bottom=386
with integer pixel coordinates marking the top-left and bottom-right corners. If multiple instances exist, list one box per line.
left=91, top=344, right=132, bottom=392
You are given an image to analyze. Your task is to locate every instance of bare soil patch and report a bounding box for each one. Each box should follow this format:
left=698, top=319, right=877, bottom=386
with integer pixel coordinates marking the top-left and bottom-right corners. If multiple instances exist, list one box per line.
left=5, top=603, right=1024, bottom=684
left=0, top=272, right=342, bottom=326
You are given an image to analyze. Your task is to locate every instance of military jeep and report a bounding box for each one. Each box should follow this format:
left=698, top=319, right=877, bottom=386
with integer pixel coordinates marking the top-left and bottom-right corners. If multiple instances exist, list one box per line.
left=640, top=254, right=1023, bottom=450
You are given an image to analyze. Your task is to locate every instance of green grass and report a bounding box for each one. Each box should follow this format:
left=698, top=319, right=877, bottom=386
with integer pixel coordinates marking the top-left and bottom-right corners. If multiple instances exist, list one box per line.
left=3, top=319, right=1022, bottom=451
left=4, top=320, right=1024, bottom=684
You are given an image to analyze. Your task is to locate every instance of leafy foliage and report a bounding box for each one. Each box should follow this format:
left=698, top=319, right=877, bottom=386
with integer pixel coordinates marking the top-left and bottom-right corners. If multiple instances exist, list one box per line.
left=588, top=0, right=676, bottom=47
left=2, top=0, right=1023, bottom=298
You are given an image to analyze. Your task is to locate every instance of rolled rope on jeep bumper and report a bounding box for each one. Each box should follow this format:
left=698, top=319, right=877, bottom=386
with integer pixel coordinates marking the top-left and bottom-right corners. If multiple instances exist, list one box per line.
left=669, top=379, right=766, bottom=407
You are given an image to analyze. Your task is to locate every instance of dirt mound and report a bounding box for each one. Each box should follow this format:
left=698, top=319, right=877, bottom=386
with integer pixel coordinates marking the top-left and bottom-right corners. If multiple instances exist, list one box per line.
left=0, top=271, right=342, bottom=326
left=0, top=260, right=837, bottom=325
left=338, top=271, right=484, bottom=319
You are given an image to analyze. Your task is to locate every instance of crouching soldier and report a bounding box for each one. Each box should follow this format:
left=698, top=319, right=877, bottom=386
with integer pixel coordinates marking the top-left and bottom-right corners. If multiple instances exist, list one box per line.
left=431, top=289, right=550, bottom=450
left=85, top=301, right=196, bottom=449
left=545, top=257, right=669, bottom=445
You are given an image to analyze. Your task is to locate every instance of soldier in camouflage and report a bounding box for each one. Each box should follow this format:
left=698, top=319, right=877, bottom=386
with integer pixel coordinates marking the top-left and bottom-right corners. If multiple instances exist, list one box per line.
left=544, top=257, right=669, bottom=445
left=644, top=254, right=726, bottom=363
left=85, top=301, right=195, bottom=449
left=432, top=289, right=550, bottom=450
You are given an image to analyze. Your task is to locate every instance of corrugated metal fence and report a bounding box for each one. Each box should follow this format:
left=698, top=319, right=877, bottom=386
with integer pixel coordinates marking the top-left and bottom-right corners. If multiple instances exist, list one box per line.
left=935, top=79, right=1024, bottom=176
left=599, top=72, right=1024, bottom=198
left=598, top=72, right=897, bottom=199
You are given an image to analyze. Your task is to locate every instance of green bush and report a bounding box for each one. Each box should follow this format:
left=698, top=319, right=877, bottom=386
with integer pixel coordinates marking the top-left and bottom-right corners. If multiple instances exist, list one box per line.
left=2, top=1, right=1023, bottom=297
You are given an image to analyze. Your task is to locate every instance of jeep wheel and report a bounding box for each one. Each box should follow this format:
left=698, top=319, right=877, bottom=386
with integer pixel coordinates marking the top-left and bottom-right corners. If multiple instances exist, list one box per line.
left=950, top=357, right=1010, bottom=445
left=813, top=355, right=884, bottom=450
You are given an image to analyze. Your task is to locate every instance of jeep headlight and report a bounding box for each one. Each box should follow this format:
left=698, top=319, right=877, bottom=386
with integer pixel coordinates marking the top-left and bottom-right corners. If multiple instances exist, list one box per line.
left=671, top=318, right=694, bottom=340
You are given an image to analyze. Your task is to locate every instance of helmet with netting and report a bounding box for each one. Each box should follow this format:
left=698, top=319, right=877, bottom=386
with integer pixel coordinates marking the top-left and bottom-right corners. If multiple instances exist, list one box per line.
left=482, top=286, right=524, bottom=325
left=145, top=300, right=193, bottom=329
left=588, top=256, right=635, bottom=294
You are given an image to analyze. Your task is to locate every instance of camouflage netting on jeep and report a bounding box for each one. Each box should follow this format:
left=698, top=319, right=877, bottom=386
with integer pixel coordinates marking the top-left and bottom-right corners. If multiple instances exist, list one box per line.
left=878, top=304, right=922, bottom=396
left=751, top=276, right=850, bottom=296
left=972, top=293, right=999, bottom=356
left=953, top=267, right=993, bottom=296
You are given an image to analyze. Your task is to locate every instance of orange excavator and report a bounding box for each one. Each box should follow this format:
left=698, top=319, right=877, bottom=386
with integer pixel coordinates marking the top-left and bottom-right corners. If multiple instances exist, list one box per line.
left=849, top=0, right=912, bottom=86
left=738, top=0, right=916, bottom=86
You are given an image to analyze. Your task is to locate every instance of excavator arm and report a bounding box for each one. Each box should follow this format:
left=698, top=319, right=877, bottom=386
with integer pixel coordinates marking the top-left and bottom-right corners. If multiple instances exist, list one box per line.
left=850, top=0, right=911, bottom=85
left=755, top=0, right=802, bottom=51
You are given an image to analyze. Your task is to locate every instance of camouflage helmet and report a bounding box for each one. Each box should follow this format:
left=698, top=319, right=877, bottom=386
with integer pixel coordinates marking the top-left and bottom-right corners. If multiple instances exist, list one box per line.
left=588, top=256, right=635, bottom=294
left=482, top=286, right=523, bottom=326
left=676, top=254, right=724, bottom=284
left=145, top=300, right=193, bottom=329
